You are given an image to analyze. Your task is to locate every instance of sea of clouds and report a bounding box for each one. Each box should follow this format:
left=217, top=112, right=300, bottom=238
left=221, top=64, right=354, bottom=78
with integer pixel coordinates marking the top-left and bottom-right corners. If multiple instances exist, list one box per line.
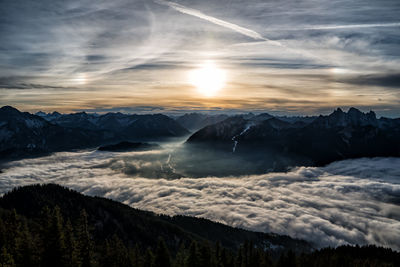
left=0, top=149, right=399, bottom=250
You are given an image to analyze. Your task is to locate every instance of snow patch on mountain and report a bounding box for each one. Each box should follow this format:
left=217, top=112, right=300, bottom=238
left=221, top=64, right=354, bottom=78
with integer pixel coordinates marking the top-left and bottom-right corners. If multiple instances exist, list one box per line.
left=24, top=119, right=45, bottom=128
left=232, top=124, right=254, bottom=152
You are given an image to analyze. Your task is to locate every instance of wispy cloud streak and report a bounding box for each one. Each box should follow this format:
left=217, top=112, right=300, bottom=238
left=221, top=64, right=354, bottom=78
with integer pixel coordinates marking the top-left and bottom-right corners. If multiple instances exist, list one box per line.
left=154, top=0, right=281, bottom=45
left=261, top=22, right=400, bottom=32
left=304, top=22, right=400, bottom=30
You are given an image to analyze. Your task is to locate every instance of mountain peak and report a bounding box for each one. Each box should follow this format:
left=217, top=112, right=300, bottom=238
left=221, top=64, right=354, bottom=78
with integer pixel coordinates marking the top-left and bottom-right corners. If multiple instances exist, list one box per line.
left=347, top=107, right=377, bottom=122
left=367, top=110, right=377, bottom=119
left=0, top=105, right=21, bottom=116
left=312, top=107, right=379, bottom=128
left=334, top=107, right=344, bottom=113
left=1, top=105, right=19, bottom=112
left=348, top=107, right=362, bottom=116
left=251, top=113, right=274, bottom=122
left=35, top=111, right=46, bottom=116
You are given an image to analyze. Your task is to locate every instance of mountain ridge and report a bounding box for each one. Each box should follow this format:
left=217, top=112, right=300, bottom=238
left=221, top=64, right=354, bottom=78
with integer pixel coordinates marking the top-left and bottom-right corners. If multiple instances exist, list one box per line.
left=0, top=106, right=189, bottom=160
left=186, top=107, right=400, bottom=171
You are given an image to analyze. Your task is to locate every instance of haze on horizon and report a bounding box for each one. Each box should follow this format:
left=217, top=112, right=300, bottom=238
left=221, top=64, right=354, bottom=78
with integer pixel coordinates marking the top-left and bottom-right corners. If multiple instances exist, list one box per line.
left=1, top=0, right=400, bottom=117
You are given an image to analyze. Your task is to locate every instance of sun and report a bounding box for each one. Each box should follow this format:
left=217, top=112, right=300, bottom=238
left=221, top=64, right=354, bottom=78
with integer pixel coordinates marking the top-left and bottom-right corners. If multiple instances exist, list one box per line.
left=188, top=61, right=227, bottom=97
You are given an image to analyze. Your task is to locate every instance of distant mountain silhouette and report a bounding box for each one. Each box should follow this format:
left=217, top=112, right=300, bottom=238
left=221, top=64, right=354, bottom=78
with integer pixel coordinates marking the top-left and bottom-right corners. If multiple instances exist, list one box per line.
left=187, top=108, right=400, bottom=170
left=37, top=110, right=189, bottom=138
left=0, top=106, right=189, bottom=160
left=0, top=106, right=108, bottom=159
left=175, top=113, right=229, bottom=132
left=3, top=106, right=400, bottom=168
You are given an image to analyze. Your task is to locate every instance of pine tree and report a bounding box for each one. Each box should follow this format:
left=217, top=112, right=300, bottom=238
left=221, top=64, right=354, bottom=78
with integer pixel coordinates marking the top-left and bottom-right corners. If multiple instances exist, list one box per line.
left=260, top=251, right=273, bottom=267
left=235, top=245, right=244, bottom=267
left=154, top=238, right=171, bottom=267
left=40, top=206, right=53, bottom=266
left=101, top=239, right=112, bottom=267
left=3, top=209, right=36, bottom=266
left=198, top=242, right=212, bottom=267
left=0, top=247, right=15, bottom=267
left=41, top=206, right=68, bottom=267
left=76, top=210, right=94, bottom=267
left=277, top=250, right=297, bottom=267
left=0, top=218, right=5, bottom=249
left=186, top=241, right=199, bottom=267
left=219, top=247, right=230, bottom=267
left=128, top=245, right=142, bottom=267
left=6, top=210, right=20, bottom=264
left=143, top=248, right=154, bottom=267
left=65, top=219, right=81, bottom=266
left=53, top=207, right=68, bottom=266
left=105, top=235, right=130, bottom=267
left=18, top=219, right=36, bottom=266
left=173, top=243, right=186, bottom=267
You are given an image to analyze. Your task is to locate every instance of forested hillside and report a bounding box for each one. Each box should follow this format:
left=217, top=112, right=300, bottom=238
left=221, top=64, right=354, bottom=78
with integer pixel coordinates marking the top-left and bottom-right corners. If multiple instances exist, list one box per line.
left=0, top=184, right=398, bottom=267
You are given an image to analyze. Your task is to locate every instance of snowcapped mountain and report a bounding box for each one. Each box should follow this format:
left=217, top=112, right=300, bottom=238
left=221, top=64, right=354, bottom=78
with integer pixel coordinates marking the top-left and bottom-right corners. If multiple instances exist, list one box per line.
left=0, top=106, right=189, bottom=160
left=35, top=111, right=62, bottom=121
left=38, top=111, right=189, bottom=138
left=0, top=106, right=108, bottom=159
left=186, top=108, right=400, bottom=169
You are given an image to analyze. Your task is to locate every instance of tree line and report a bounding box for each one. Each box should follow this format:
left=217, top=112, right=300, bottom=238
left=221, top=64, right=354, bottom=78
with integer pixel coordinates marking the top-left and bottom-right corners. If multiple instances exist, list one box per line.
left=1, top=206, right=399, bottom=267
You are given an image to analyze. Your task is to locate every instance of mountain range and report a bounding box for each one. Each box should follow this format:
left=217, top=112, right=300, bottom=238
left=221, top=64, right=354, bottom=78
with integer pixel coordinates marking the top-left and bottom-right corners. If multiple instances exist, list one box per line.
left=0, top=106, right=188, bottom=160
left=186, top=107, right=400, bottom=171
left=37, top=111, right=189, bottom=138
left=1, top=106, right=400, bottom=170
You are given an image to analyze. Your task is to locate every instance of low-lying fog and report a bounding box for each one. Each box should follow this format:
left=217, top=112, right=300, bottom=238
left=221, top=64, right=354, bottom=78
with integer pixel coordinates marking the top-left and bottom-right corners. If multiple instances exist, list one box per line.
left=0, top=142, right=399, bottom=250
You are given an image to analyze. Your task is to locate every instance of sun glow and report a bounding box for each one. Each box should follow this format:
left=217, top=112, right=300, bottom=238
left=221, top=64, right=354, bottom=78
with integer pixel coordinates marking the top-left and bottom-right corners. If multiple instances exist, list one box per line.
left=72, top=73, right=88, bottom=85
left=188, top=61, right=227, bottom=97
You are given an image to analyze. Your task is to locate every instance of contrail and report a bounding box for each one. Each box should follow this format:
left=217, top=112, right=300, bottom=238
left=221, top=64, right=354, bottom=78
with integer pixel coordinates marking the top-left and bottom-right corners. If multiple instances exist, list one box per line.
left=304, top=22, right=400, bottom=30
left=260, top=22, right=400, bottom=31
left=154, top=0, right=281, bottom=45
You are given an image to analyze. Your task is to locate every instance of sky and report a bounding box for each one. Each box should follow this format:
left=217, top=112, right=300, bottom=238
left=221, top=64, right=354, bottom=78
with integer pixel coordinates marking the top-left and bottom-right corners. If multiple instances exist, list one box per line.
left=1, top=0, right=400, bottom=116
left=1, top=150, right=399, bottom=250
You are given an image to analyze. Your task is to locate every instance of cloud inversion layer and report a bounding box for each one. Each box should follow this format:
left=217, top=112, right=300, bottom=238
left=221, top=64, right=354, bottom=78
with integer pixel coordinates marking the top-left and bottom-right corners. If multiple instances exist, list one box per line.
left=1, top=150, right=399, bottom=250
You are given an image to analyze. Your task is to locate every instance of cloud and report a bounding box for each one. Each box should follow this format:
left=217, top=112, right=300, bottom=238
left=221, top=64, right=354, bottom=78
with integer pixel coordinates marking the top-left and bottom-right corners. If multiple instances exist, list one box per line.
left=1, top=0, right=400, bottom=116
left=263, top=22, right=400, bottom=32
left=154, top=0, right=267, bottom=41
left=0, top=77, right=69, bottom=90
left=341, top=73, right=400, bottom=88
left=302, top=22, right=400, bottom=30
left=0, top=149, right=399, bottom=250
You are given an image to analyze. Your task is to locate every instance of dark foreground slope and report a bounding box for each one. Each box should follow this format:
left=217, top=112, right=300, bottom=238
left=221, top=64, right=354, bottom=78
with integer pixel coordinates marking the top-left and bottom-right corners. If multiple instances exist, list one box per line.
left=0, top=184, right=310, bottom=252
left=0, top=184, right=398, bottom=267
